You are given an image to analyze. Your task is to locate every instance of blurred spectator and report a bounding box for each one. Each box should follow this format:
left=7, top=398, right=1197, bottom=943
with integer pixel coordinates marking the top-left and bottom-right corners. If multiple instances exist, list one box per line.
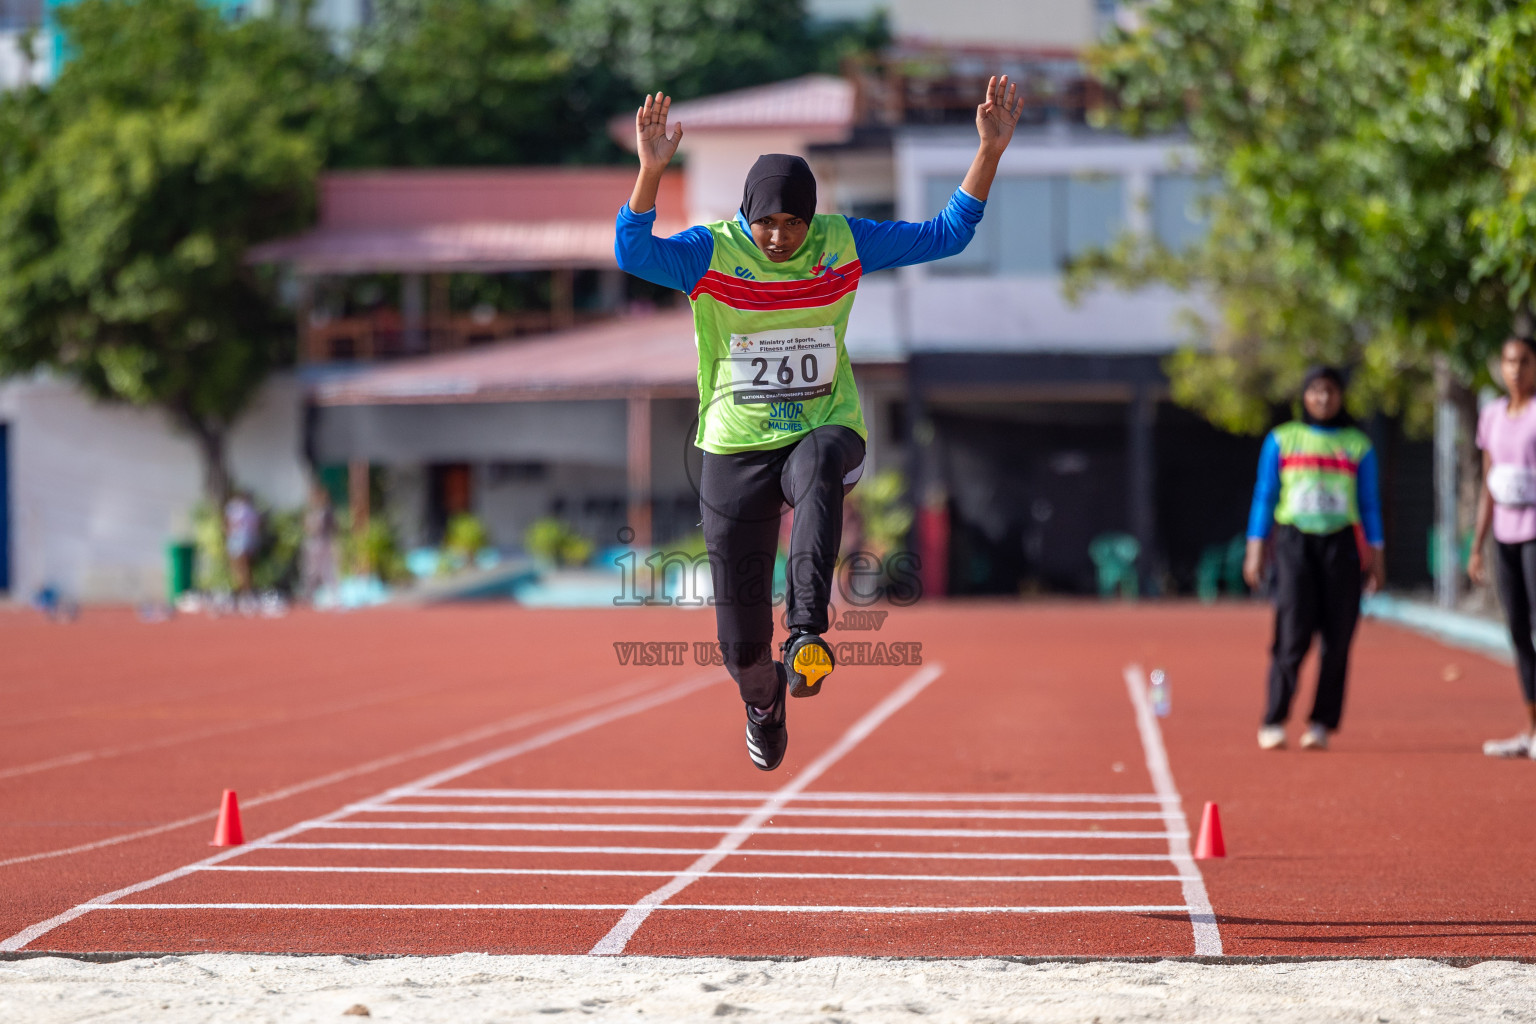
left=224, top=491, right=260, bottom=598
left=302, top=479, right=339, bottom=602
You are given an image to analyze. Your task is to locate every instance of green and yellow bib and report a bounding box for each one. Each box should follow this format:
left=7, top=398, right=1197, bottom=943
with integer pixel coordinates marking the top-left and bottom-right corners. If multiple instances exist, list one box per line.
left=688, top=214, right=867, bottom=454
left=1272, top=421, right=1373, bottom=535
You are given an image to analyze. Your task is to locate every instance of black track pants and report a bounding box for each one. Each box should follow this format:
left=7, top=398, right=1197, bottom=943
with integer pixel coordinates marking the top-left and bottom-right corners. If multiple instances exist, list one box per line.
left=700, top=425, right=866, bottom=707
left=1493, top=539, right=1536, bottom=704
left=1264, top=524, right=1362, bottom=730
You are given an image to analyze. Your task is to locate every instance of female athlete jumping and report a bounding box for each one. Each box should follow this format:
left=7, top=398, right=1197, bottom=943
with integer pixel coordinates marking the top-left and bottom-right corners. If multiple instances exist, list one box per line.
left=616, top=77, right=1023, bottom=770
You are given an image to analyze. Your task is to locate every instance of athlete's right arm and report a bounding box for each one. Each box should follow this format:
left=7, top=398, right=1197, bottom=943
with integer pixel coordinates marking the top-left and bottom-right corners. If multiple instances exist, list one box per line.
left=616, top=91, right=713, bottom=292
left=614, top=207, right=713, bottom=292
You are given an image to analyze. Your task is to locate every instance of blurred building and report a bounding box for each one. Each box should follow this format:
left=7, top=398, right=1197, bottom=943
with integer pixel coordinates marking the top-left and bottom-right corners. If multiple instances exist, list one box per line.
left=251, top=167, right=701, bottom=555
left=0, top=0, right=366, bottom=89
left=809, top=0, right=1120, bottom=50
left=0, top=0, right=48, bottom=88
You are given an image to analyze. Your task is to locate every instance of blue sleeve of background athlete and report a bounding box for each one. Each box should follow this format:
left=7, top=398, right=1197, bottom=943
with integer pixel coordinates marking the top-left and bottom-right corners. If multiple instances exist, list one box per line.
left=1357, top=447, right=1384, bottom=546
left=613, top=203, right=713, bottom=293
left=844, top=188, right=987, bottom=273
left=1247, top=433, right=1282, bottom=541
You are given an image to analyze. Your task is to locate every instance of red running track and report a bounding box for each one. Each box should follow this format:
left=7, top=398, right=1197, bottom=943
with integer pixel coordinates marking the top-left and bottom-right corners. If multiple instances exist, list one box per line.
left=1, top=602, right=1534, bottom=958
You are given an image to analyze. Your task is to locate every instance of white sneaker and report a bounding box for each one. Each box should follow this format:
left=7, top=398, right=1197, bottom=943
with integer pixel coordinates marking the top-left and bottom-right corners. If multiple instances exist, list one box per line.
left=1257, top=725, right=1286, bottom=750
left=1483, top=733, right=1532, bottom=758
left=1299, top=724, right=1330, bottom=751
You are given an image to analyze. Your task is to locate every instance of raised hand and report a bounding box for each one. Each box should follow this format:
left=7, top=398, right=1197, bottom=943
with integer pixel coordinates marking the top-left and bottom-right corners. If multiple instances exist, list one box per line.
left=976, top=75, right=1025, bottom=156
left=636, top=92, right=683, bottom=172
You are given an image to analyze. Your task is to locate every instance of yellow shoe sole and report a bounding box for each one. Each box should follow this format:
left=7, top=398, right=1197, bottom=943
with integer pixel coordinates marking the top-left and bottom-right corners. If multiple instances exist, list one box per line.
left=788, top=638, right=833, bottom=698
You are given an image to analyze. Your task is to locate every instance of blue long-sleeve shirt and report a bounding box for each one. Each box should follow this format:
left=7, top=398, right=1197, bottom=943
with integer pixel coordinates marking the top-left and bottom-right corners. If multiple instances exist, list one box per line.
left=1247, top=429, right=1384, bottom=545
left=614, top=188, right=987, bottom=292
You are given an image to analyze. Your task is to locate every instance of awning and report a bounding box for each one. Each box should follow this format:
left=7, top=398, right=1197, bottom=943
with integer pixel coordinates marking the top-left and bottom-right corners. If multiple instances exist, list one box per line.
left=249, top=168, right=687, bottom=274
left=312, top=310, right=699, bottom=406
left=250, top=221, right=642, bottom=274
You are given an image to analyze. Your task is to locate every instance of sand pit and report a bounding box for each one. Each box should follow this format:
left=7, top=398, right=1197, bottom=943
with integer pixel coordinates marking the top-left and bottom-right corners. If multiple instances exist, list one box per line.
left=3, top=954, right=1534, bottom=1023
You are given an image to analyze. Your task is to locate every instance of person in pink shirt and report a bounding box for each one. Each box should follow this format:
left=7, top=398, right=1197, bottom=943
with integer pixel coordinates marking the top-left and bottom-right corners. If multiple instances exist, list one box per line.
left=1470, top=335, right=1536, bottom=759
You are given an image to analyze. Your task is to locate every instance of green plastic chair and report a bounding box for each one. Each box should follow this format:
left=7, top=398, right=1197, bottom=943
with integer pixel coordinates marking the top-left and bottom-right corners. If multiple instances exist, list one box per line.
left=1222, top=535, right=1249, bottom=595
left=1426, top=526, right=1473, bottom=578
left=1088, top=533, right=1140, bottom=599
left=1195, top=544, right=1225, bottom=603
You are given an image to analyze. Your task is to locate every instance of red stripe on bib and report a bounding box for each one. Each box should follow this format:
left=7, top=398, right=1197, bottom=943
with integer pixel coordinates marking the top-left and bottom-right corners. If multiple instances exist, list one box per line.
left=690, top=261, right=863, bottom=310
left=1280, top=454, right=1359, bottom=474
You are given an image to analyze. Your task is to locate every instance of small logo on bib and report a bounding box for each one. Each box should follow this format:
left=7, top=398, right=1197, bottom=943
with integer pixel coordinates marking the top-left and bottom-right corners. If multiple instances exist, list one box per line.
left=733, top=266, right=757, bottom=280
left=812, top=251, right=841, bottom=277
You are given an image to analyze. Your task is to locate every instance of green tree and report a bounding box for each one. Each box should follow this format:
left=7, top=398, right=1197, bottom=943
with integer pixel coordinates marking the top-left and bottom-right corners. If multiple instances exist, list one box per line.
left=336, top=0, right=887, bottom=167
left=336, top=0, right=578, bottom=167
left=0, top=0, right=351, bottom=503
left=1075, top=0, right=1531, bottom=439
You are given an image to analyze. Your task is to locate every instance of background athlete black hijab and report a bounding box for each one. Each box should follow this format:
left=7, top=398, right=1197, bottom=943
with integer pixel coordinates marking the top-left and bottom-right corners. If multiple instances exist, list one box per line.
left=740, top=154, right=817, bottom=225
left=1300, top=365, right=1354, bottom=428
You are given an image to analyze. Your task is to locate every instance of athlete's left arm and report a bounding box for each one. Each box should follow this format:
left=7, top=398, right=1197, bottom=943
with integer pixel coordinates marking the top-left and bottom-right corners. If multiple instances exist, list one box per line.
left=844, top=189, right=986, bottom=273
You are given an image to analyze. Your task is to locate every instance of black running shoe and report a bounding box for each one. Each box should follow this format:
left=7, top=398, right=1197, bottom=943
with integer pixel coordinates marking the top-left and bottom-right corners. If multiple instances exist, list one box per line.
left=745, top=666, right=788, bottom=772
left=782, top=630, right=834, bottom=698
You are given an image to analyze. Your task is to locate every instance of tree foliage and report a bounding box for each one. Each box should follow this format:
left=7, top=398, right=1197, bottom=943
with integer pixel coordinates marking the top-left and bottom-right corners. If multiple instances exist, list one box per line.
left=1076, top=0, right=1536, bottom=436
left=0, top=0, right=349, bottom=500
left=337, top=0, right=576, bottom=166
left=331, top=0, right=886, bottom=166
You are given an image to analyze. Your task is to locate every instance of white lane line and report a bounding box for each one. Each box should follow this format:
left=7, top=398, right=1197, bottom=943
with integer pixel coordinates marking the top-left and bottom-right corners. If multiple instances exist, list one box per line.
left=197, top=865, right=1192, bottom=883
left=409, top=789, right=1171, bottom=804
left=310, top=821, right=1177, bottom=840
left=272, top=843, right=1176, bottom=862
left=102, top=902, right=1192, bottom=915
left=1124, top=664, right=1223, bottom=957
left=0, top=672, right=721, bottom=951
left=0, top=674, right=666, bottom=872
left=590, top=664, right=944, bottom=956
left=352, top=803, right=1167, bottom=821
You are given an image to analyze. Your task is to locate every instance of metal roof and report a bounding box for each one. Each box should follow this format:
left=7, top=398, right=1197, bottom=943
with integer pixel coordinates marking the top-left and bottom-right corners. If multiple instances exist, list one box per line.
left=250, top=169, right=686, bottom=274
left=312, top=310, right=699, bottom=406
left=610, top=75, right=856, bottom=149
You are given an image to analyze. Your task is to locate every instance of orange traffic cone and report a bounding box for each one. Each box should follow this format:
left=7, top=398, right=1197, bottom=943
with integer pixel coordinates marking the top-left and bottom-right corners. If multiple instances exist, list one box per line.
left=210, top=789, right=244, bottom=847
left=1194, top=801, right=1225, bottom=859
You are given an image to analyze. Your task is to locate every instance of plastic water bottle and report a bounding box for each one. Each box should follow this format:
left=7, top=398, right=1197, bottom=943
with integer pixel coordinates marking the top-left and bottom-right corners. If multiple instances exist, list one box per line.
left=1149, top=669, right=1171, bottom=718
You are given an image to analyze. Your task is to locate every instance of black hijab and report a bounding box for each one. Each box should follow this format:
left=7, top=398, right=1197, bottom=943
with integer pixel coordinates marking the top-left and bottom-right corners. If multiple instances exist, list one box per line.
left=1300, top=365, right=1353, bottom=428
left=740, top=154, right=817, bottom=225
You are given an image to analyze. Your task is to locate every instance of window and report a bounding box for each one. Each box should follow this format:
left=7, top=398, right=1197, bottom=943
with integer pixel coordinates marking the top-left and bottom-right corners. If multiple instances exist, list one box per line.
left=1065, top=175, right=1124, bottom=257
left=995, top=177, right=1055, bottom=274
left=922, top=173, right=1127, bottom=275
left=1152, top=173, right=1212, bottom=250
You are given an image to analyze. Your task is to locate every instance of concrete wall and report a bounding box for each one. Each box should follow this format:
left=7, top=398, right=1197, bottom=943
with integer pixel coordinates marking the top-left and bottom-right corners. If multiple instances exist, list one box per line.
left=0, top=373, right=308, bottom=601
left=809, top=0, right=1099, bottom=49
left=0, top=27, right=49, bottom=89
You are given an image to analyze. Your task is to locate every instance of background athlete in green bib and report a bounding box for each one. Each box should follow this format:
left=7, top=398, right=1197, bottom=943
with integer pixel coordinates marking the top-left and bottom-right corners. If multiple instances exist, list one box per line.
left=617, top=78, right=1024, bottom=770
left=1244, top=367, right=1386, bottom=753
